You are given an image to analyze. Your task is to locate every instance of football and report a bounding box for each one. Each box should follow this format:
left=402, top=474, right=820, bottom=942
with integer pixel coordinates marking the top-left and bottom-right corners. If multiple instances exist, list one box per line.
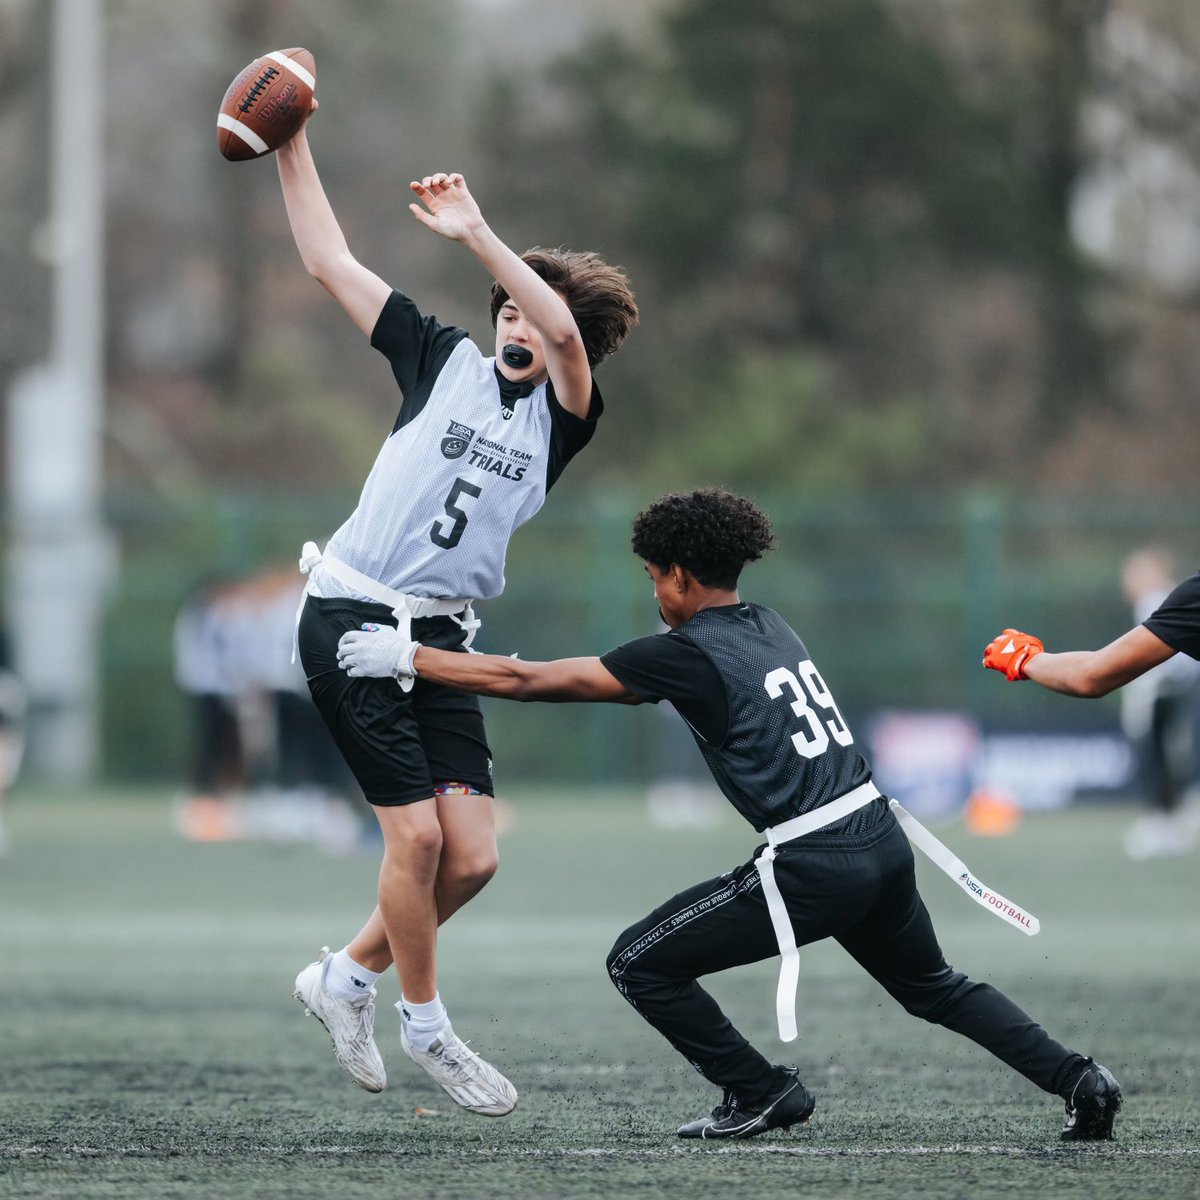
left=217, top=48, right=316, bottom=161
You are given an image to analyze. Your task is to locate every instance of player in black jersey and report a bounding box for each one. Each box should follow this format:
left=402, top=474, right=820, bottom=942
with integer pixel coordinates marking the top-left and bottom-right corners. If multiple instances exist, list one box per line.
left=275, top=105, right=636, bottom=1113
left=337, top=489, right=1122, bottom=1142
left=984, top=568, right=1200, bottom=694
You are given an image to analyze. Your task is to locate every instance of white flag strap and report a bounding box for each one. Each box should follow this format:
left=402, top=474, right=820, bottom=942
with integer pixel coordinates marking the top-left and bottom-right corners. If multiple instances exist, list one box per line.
left=755, top=781, right=882, bottom=1043
left=754, top=844, right=801, bottom=1043
left=755, top=788, right=1039, bottom=1045
left=888, top=800, right=1040, bottom=936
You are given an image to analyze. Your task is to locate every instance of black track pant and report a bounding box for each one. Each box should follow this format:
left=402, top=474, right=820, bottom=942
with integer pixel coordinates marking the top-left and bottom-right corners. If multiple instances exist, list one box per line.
left=606, top=812, right=1085, bottom=1106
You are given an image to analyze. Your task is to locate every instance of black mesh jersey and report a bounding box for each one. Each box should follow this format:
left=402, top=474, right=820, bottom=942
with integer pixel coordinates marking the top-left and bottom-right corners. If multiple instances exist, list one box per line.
left=603, top=603, right=879, bottom=833
left=1143, top=570, right=1200, bottom=659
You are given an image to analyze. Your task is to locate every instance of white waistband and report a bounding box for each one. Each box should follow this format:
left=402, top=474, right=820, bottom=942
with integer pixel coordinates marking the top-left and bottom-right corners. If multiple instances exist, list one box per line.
left=300, top=542, right=469, bottom=618
left=295, top=541, right=481, bottom=684
left=764, top=780, right=882, bottom=846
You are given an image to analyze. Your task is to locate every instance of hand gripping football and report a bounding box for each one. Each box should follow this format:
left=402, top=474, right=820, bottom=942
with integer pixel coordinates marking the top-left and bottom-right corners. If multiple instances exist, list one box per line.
left=217, top=48, right=316, bottom=161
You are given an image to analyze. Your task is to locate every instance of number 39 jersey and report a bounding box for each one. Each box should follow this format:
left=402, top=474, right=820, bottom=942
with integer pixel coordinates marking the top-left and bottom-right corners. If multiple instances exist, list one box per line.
left=602, top=603, right=874, bottom=832
left=310, top=289, right=602, bottom=604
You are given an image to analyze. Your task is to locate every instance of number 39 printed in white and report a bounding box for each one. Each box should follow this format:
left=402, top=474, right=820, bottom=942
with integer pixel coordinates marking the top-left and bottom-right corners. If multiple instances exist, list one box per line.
left=764, top=660, right=854, bottom=759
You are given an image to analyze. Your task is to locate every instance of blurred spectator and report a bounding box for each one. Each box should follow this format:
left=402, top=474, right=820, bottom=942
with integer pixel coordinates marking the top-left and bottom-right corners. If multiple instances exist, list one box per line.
left=0, top=629, right=27, bottom=859
left=1118, top=547, right=1200, bottom=860
left=174, top=579, right=247, bottom=817
left=173, top=569, right=364, bottom=851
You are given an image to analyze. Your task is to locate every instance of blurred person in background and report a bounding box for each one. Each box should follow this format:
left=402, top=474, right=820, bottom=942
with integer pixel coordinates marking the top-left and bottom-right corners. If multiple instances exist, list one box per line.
left=173, top=572, right=364, bottom=850
left=1117, top=548, right=1200, bottom=859
left=0, top=629, right=26, bottom=859
left=276, top=101, right=636, bottom=1116
left=984, top=559, right=1200, bottom=860
left=173, top=581, right=246, bottom=841
left=337, top=489, right=1122, bottom=1143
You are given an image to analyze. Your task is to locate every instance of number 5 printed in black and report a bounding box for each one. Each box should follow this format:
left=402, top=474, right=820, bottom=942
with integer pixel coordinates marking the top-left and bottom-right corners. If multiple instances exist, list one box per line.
left=430, top=477, right=482, bottom=549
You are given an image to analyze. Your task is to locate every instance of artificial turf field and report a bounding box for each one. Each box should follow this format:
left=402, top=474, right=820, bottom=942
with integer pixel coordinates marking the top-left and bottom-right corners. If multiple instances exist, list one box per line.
left=1, top=787, right=1197, bottom=1200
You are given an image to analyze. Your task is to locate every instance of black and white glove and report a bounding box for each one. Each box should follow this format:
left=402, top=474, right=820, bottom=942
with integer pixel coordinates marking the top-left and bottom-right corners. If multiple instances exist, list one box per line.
left=336, top=623, right=419, bottom=681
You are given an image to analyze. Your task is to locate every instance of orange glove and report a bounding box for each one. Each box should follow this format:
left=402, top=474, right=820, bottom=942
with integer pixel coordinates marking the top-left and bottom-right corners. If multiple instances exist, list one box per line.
left=983, top=628, right=1044, bottom=681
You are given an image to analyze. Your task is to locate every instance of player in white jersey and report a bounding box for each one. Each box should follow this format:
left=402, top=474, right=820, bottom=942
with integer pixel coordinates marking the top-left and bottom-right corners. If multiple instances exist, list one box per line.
left=275, top=106, right=637, bottom=1114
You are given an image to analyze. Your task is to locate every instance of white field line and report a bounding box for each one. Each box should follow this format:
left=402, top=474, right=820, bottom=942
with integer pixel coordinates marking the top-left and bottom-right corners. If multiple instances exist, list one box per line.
left=7, top=1144, right=1199, bottom=1160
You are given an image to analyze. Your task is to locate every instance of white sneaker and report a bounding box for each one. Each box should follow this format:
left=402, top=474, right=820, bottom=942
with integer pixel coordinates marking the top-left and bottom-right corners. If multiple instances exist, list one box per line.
left=293, top=946, right=387, bottom=1093
left=401, top=1021, right=518, bottom=1116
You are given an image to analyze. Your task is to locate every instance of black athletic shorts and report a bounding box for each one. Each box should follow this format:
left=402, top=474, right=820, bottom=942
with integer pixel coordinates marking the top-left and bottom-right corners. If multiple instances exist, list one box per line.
left=298, top=595, right=493, bottom=806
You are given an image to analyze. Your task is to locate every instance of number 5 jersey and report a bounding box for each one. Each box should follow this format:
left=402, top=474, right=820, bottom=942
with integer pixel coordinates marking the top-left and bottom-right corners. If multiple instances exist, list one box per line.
left=308, top=289, right=603, bottom=604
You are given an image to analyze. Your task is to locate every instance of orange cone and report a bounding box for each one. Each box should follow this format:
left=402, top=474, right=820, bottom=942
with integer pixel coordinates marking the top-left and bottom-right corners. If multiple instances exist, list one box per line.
left=964, top=788, right=1021, bottom=837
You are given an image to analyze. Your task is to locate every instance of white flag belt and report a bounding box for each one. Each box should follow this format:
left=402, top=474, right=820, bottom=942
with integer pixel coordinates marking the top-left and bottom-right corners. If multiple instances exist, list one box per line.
left=292, top=541, right=480, bottom=684
left=300, top=543, right=471, bottom=619
left=887, top=799, right=1040, bottom=937
left=755, top=786, right=1039, bottom=1044
left=755, top=782, right=882, bottom=1044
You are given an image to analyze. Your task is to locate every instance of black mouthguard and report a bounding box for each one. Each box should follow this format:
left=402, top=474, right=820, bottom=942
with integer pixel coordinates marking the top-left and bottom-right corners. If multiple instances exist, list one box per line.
left=502, top=344, right=534, bottom=368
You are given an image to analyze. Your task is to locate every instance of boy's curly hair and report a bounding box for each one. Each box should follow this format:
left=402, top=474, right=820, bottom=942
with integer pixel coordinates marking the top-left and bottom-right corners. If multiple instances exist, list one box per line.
left=490, top=248, right=638, bottom=368
left=631, top=489, right=775, bottom=590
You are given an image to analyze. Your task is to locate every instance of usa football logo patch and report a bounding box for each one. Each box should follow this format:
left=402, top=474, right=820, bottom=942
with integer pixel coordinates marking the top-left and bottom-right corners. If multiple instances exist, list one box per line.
left=441, top=420, right=474, bottom=460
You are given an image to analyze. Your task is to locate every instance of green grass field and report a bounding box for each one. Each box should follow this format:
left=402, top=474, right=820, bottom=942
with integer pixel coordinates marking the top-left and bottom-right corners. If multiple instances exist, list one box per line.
left=1, top=787, right=1197, bottom=1200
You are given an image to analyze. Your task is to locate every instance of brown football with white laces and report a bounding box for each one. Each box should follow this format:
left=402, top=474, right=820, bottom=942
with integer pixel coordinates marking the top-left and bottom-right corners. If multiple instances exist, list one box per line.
left=217, top=48, right=316, bottom=161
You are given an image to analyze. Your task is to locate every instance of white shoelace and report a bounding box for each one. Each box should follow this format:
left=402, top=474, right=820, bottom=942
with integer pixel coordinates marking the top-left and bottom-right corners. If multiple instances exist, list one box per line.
left=430, top=1039, right=482, bottom=1081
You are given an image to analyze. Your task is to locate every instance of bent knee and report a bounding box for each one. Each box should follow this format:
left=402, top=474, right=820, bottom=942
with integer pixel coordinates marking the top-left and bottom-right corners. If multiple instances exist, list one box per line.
left=381, top=821, right=444, bottom=876
left=606, top=926, right=640, bottom=986
left=441, top=848, right=499, bottom=894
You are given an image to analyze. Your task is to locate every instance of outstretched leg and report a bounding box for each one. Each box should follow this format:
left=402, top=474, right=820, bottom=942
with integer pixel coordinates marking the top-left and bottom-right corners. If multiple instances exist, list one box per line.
left=836, top=819, right=1121, bottom=1137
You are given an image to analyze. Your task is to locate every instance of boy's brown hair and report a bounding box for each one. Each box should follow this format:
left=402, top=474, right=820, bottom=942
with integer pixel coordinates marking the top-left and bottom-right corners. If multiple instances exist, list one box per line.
left=490, top=248, right=638, bottom=368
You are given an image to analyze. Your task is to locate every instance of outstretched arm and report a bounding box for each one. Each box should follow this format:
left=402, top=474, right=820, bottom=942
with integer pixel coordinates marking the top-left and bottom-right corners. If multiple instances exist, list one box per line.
left=276, top=120, right=391, bottom=337
left=408, top=173, right=593, bottom=416
left=983, top=624, right=1176, bottom=697
left=335, top=627, right=637, bottom=703
left=418, top=648, right=638, bottom=703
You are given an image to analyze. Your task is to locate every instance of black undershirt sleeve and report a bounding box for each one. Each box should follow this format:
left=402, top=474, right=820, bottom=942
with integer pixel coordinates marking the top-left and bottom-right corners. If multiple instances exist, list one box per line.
left=1142, top=570, right=1200, bottom=660
left=600, top=632, right=729, bottom=745
left=370, top=289, right=469, bottom=433
left=545, top=379, right=604, bottom=491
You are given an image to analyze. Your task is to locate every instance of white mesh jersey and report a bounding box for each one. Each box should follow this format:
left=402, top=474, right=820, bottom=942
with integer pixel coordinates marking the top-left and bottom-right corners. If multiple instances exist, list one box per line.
left=309, top=290, right=602, bottom=603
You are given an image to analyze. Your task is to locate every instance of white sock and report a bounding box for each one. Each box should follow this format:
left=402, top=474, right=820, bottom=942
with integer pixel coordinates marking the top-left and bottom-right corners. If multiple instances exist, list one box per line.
left=324, top=948, right=382, bottom=1003
left=398, top=994, right=449, bottom=1051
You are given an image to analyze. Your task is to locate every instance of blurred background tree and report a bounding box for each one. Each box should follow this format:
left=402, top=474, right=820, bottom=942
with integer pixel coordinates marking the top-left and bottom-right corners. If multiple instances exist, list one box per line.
left=2, top=0, right=1199, bottom=780
left=4, top=0, right=1199, bottom=500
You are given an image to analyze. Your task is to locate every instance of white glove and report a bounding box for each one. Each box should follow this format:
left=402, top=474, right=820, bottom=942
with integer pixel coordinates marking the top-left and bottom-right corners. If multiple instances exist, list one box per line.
left=336, top=623, right=419, bottom=681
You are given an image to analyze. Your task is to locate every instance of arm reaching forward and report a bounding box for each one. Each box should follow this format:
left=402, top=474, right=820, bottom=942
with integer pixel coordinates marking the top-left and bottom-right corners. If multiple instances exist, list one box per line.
left=336, top=626, right=637, bottom=703
left=276, top=120, right=391, bottom=337
left=983, top=625, right=1177, bottom=697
